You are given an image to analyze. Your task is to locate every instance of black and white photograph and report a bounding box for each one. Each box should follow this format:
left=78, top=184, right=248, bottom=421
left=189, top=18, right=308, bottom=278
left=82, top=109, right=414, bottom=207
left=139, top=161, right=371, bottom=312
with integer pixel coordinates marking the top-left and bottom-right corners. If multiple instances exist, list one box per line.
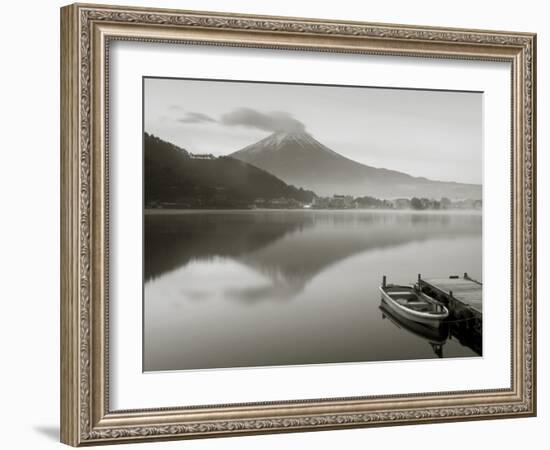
left=0, top=0, right=544, bottom=447
left=143, top=77, right=483, bottom=372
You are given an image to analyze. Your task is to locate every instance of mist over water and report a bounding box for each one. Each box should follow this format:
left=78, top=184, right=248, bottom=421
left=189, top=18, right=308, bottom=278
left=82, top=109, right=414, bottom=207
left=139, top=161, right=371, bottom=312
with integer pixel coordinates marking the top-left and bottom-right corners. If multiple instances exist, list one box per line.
left=144, top=210, right=482, bottom=371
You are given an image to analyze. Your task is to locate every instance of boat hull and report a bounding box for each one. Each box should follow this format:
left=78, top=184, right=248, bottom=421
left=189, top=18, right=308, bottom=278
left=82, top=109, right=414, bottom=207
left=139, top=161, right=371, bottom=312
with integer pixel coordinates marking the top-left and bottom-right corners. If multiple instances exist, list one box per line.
left=379, top=286, right=448, bottom=327
left=379, top=303, right=449, bottom=345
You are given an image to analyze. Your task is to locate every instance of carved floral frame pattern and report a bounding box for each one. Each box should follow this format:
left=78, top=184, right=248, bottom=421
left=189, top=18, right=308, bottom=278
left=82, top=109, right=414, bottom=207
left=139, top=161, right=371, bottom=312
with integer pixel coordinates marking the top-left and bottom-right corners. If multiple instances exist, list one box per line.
left=61, top=3, right=536, bottom=446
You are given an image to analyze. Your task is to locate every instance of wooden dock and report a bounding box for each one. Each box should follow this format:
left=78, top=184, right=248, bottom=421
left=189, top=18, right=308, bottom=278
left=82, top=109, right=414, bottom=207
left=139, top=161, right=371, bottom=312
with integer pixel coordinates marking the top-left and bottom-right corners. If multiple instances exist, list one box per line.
left=417, top=273, right=482, bottom=355
left=419, top=274, right=482, bottom=315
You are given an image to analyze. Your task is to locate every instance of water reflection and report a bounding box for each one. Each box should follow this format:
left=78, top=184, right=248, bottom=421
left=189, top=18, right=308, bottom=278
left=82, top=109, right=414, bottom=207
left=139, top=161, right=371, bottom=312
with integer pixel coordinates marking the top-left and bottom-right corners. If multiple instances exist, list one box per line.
left=379, top=301, right=450, bottom=358
left=144, top=211, right=314, bottom=282
left=145, top=210, right=481, bottom=300
left=144, top=210, right=482, bottom=371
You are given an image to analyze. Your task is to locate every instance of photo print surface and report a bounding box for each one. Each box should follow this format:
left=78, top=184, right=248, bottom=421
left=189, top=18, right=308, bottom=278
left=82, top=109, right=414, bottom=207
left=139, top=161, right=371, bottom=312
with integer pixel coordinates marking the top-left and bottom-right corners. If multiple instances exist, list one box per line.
left=143, top=77, right=483, bottom=372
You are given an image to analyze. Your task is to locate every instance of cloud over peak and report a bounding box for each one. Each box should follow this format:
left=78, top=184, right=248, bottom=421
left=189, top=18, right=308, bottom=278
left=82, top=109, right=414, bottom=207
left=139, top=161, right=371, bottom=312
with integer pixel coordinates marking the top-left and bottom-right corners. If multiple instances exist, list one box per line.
left=176, top=107, right=306, bottom=133
left=220, top=108, right=306, bottom=133
left=177, top=112, right=217, bottom=124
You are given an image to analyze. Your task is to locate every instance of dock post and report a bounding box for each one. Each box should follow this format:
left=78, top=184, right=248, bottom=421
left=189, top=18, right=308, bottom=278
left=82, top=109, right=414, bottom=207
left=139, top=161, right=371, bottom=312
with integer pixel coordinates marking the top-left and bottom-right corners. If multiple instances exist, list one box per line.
left=449, top=290, right=453, bottom=298
left=418, top=273, right=421, bottom=282
left=382, top=275, right=386, bottom=288
left=464, top=272, right=468, bottom=279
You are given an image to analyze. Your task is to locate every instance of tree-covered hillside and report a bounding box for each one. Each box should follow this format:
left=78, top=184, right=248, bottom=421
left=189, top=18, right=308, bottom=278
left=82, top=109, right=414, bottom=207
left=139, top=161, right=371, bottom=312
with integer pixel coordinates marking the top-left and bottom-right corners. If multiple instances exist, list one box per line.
left=144, top=133, right=316, bottom=208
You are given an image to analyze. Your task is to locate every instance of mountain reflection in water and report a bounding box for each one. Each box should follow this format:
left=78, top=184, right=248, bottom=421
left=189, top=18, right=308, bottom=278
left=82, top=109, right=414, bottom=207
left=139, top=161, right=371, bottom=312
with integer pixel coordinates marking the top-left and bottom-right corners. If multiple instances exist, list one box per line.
left=144, top=210, right=482, bottom=371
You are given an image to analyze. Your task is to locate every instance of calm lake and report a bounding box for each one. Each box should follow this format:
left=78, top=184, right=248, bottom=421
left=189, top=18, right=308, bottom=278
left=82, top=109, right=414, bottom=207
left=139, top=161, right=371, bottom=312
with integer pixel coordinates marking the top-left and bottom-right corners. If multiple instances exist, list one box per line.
left=143, top=210, right=482, bottom=371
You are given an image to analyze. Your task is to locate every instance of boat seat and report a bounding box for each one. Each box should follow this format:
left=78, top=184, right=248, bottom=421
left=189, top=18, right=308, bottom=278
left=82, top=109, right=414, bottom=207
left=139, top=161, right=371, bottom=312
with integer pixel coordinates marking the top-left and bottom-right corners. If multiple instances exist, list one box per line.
left=395, top=300, right=427, bottom=307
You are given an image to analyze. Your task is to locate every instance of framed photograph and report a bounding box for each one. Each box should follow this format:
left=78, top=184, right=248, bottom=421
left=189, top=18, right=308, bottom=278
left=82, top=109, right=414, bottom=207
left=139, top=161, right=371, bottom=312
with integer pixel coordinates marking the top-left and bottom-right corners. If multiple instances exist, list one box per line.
left=60, top=3, right=536, bottom=446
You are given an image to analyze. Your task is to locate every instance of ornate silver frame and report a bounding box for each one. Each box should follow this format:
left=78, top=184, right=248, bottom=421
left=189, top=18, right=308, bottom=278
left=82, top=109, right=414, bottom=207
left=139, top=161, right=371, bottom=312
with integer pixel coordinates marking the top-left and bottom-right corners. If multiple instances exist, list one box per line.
left=60, top=3, right=536, bottom=446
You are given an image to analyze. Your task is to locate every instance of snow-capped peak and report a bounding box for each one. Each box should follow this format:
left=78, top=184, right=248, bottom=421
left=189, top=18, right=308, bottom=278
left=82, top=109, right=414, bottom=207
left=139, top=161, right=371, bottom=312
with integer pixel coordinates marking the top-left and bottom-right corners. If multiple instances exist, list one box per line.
left=238, top=130, right=339, bottom=156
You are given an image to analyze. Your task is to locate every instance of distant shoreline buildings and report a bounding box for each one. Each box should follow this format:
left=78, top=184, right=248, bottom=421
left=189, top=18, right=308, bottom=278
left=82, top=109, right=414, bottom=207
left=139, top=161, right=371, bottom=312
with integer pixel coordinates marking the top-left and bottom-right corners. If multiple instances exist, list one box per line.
left=306, top=195, right=481, bottom=211
left=189, top=153, right=216, bottom=160
left=147, top=194, right=482, bottom=211
left=244, top=195, right=481, bottom=211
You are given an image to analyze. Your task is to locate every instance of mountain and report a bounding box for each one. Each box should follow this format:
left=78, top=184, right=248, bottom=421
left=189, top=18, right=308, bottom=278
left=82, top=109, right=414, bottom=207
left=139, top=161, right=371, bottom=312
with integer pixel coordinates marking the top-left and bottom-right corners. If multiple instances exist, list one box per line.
left=230, top=131, right=481, bottom=199
left=144, top=133, right=316, bottom=208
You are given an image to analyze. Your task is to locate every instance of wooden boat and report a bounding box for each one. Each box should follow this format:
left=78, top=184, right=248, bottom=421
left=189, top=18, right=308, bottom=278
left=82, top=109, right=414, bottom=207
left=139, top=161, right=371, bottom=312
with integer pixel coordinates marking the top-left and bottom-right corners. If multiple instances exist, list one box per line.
left=379, top=283, right=449, bottom=326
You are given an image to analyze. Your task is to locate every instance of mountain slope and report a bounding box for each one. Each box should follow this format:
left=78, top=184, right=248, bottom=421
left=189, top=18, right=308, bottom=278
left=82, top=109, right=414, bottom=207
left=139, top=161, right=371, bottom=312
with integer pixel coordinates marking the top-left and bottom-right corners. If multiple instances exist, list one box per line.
left=144, top=133, right=316, bottom=208
left=231, top=131, right=481, bottom=199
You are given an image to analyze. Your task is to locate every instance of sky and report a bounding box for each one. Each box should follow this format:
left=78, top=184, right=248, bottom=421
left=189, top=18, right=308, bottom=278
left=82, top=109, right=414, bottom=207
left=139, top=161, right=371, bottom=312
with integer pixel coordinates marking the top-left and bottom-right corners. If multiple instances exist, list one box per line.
left=144, top=77, right=482, bottom=184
